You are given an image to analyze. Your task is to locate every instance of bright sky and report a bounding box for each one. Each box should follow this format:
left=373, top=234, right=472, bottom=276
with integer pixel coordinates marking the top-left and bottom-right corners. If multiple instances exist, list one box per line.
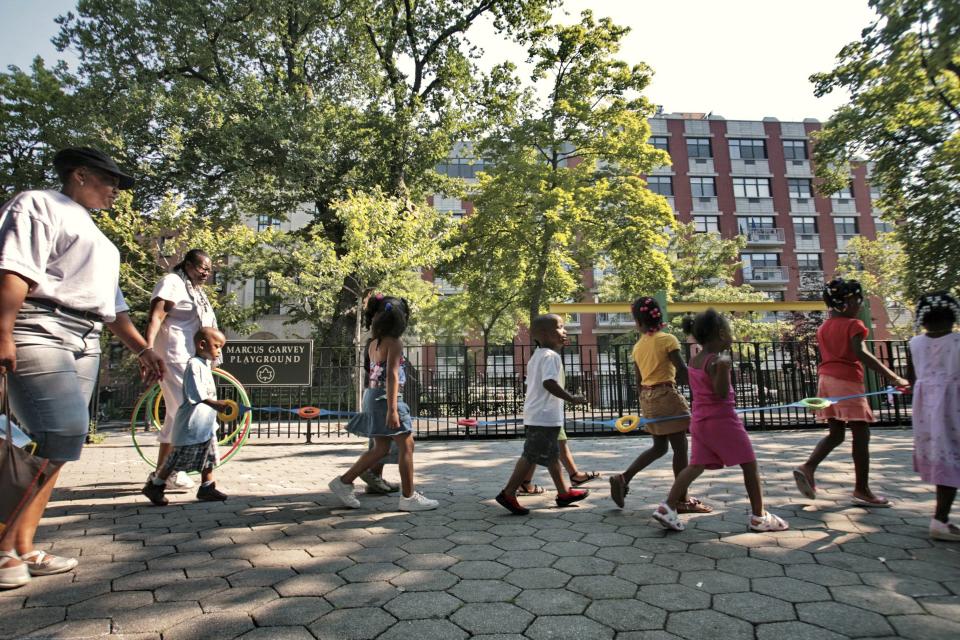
left=1, top=0, right=876, bottom=122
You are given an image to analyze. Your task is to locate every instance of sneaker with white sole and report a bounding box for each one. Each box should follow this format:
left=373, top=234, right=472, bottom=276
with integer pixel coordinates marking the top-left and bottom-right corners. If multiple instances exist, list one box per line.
left=930, top=518, right=960, bottom=541
left=168, top=471, right=195, bottom=490
left=360, top=470, right=397, bottom=494
left=398, top=492, right=439, bottom=512
left=328, top=476, right=361, bottom=508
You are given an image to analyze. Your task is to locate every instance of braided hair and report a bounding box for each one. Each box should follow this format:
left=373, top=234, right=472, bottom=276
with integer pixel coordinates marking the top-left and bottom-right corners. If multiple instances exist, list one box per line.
left=822, top=277, right=863, bottom=313
left=364, top=293, right=410, bottom=339
left=914, top=291, right=960, bottom=332
left=631, top=296, right=666, bottom=335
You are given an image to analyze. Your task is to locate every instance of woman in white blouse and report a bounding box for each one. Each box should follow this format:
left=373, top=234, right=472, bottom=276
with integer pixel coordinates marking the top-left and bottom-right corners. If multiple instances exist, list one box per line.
left=144, top=249, right=218, bottom=489
left=0, top=147, right=164, bottom=589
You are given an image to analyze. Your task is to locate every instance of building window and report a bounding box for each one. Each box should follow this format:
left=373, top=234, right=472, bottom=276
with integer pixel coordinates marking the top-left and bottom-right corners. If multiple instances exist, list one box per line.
left=257, top=214, right=281, bottom=232
left=869, top=184, right=882, bottom=200
left=782, top=139, right=808, bottom=160
left=686, top=137, right=712, bottom=159
left=729, top=138, right=767, bottom=160
left=732, top=177, right=771, bottom=198
left=693, top=215, right=720, bottom=233
left=650, top=136, right=669, bottom=152
left=647, top=176, right=673, bottom=196
left=738, top=216, right=775, bottom=233
left=796, top=253, right=822, bottom=270
left=690, top=177, right=716, bottom=198
left=833, top=184, right=854, bottom=199
left=788, top=178, right=813, bottom=199
left=436, top=157, right=485, bottom=179
left=742, top=252, right=780, bottom=268
left=254, top=278, right=281, bottom=314
left=793, top=216, right=818, bottom=234
left=834, top=216, right=858, bottom=235
left=874, top=216, right=894, bottom=233
left=765, top=290, right=786, bottom=302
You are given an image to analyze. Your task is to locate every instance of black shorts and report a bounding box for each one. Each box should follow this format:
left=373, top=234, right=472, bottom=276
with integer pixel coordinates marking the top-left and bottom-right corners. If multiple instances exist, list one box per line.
left=522, top=425, right=561, bottom=466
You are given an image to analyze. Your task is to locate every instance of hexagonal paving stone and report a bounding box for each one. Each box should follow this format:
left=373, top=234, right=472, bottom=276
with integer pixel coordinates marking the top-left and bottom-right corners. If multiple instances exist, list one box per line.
left=860, top=572, right=950, bottom=597
left=251, top=597, right=331, bottom=626
left=111, top=602, right=203, bottom=634
left=553, top=555, right=615, bottom=576
left=450, top=602, right=534, bottom=634
left=497, top=549, right=557, bottom=569
left=309, top=607, right=396, bottom=640
left=534, top=528, right=586, bottom=543
left=796, top=601, right=894, bottom=637
left=379, top=619, right=469, bottom=640
left=755, top=621, right=848, bottom=640
left=678, top=570, right=749, bottom=595
left=348, top=546, right=407, bottom=563
left=585, top=598, right=666, bottom=631
left=274, top=573, right=345, bottom=597
left=449, top=544, right=504, bottom=561
left=506, top=567, right=573, bottom=590
left=652, top=553, right=715, bottom=572
left=714, top=592, right=796, bottom=623
left=228, top=567, right=298, bottom=588
left=815, top=552, right=889, bottom=574
left=401, top=539, right=455, bottom=554
left=918, top=595, right=960, bottom=622
left=749, top=546, right=816, bottom=565
left=448, top=560, right=510, bottom=580
left=885, top=559, right=960, bottom=582
left=338, top=561, right=404, bottom=583
left=384, top=591, right=463, bottom=620
left=636, top=584, right=711, bottom=611
left=66, top=590, right=153, bottom=619
left=715, top=557, right=784, bottom=578
left=396, top=553, right=457, bottom=571
left=514, top=588, right=591, bottom=615
left=665, top=609, right=754, bottom=640
left=596, top=546, right=654, bottom=564
left=541, top=540, right=599, bottom=556
left=889, top=613, right=960, bottom=640
left=753, top=577, right=831, bottom=603
left=155, top=577, right=230, bottom=602
left=237, top=626, right=315, bottom=640
left=199, top=586, right=278, bottom=613
left=25, top=619, right=111, bottom=639
left=614, top=563, right=679, bottom=586
left=0, top=607, right=68, bottom=639
left=687, top=542, right=749, bottom=560
left=487, top=524, right=537, bottom=537
left=830, top=585, right=924, bottom=615
left=390, top=569, right=459, bottom=591
left=567, top=575, right=637, bottom=599
left=525, top=614, right=614, bottom=640
left=449, top=579, right=521, bottom=603
left=784, top=563, right=862, bottom=587
left=162, top=610, right=255, bottom=640
left=492, top=536, right=544, bottom=551
left=324, top=582, right=401, bottom=609
left=580, top=532, right=634, bottom=547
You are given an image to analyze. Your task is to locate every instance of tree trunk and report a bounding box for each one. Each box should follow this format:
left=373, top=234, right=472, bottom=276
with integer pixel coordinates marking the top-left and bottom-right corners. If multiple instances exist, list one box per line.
left=354, top=292, right=365, bottom=410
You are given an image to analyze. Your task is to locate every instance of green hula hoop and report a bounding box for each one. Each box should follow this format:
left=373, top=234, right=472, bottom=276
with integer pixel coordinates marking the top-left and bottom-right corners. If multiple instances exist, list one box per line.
left=129, top=368, right=252, bottom=469
left=796, top=397, right=833, bottom=410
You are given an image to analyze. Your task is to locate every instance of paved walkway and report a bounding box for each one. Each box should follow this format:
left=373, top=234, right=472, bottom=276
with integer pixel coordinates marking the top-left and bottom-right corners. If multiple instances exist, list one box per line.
left=1, top=429, right=959, bottom=639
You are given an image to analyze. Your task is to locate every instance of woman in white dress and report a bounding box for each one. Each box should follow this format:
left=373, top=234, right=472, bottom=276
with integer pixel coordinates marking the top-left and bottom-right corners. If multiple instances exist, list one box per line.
left=144, top=249, right=218, bottom=489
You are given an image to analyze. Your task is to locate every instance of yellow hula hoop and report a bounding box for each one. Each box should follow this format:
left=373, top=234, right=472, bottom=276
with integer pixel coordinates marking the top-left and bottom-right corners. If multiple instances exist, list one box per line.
left=615, top=415, right=641, bottom=433
left=218, top=399, right=240, bottom=422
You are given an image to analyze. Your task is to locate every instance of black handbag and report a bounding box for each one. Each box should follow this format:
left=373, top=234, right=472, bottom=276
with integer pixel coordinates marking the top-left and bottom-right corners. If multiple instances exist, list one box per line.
left=0, top=375, right=52, bottom=536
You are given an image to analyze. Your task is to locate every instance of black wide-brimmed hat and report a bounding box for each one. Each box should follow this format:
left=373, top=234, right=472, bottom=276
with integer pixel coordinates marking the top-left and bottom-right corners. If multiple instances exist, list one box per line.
left=53, top=147, right=135, bottom=190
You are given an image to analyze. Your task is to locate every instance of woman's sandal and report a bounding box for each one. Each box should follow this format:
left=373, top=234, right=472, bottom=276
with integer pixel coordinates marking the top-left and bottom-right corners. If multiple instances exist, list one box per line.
left=851, top=494, right=892, bottom=508
left=793, top=468, right=817, bottom=499
left=652, top=502, right=685, bottom=531
left=518, top=482, right=545, bottom=495
left=677, top=497, right=713, bottom=514
left=749, top=511, right=790, bottom=532
left=570, top=471, right=600, bottom=486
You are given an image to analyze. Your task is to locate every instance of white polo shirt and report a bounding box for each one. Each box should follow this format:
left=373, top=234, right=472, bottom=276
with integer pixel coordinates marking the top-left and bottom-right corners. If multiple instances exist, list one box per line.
left=0, top=190, right=128, bottom=322
left=523, top=347, right=565, bottom=427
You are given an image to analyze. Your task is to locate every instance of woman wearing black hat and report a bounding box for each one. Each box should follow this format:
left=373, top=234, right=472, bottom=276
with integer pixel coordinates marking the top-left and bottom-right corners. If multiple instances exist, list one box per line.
left=0, top=147, right=164, bottom=589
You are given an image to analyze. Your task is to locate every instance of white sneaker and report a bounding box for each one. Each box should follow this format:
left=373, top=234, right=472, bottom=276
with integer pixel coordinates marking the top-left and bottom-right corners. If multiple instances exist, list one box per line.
left=398, top=492, right=439, bottom=512
left=930, top=518, right=960, bottom=541
left=168, top=471, right=195, bottom=490
left=328, top=476, right=361, bottom=509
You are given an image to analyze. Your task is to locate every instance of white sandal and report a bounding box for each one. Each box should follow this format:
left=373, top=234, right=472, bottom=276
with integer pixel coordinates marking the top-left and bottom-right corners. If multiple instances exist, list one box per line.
left=0, top=550, right=30, bottom=590
left=652, top=502, right=685, bottom=531
left=20, top=549, right=78, bottom=576
left=749, top=511, right=789, bottom=532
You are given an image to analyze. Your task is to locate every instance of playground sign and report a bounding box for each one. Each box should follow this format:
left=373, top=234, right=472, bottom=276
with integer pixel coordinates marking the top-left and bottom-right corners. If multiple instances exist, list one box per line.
left=220, top=340, right=313, bottom=386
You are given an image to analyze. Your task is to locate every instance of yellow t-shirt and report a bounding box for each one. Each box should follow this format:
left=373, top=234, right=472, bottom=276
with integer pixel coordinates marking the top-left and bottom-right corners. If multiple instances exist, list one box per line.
left=632, top=332, right=681, bottom=386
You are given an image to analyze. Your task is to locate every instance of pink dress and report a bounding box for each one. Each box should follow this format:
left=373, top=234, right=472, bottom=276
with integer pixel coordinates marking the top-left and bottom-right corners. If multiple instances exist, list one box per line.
left=689, top=354, right=756, bottom=469
left=910, top=333, right=960, bottom=488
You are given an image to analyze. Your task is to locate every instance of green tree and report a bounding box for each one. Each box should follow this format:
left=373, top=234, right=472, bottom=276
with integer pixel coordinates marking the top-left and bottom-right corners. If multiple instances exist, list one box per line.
left=461, top=11, right=674, bottom=329
left=812, top=0, right=960, bottom=296
left=837, top=232, right=914, bottom=337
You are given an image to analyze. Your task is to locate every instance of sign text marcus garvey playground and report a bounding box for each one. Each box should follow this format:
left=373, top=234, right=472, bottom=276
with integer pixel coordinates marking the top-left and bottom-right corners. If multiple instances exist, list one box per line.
left=219, top=340, right=313, bottom=386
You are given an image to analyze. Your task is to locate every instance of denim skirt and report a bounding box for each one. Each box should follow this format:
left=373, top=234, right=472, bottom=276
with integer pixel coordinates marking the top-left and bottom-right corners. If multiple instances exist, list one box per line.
left=346, top=387, right=413, bottom=438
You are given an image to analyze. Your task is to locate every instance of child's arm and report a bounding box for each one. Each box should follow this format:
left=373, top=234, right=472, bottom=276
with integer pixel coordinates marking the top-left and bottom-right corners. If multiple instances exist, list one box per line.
left=850, top=335, right=909, bottom=387
left=543, top=379, right=587, bottom=404
left=668, top=350, right=689, bottom=386
left=708, top=355, right=732, bottom=399
left=385, top=338, right=403, bottom=428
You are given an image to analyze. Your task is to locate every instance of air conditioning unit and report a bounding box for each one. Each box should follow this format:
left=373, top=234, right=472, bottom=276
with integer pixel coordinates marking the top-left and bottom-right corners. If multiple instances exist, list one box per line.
left=699, top=197, right=712, bottom=202
left=748, top=198, right=760, bottom=203
left=792, top=160, right=804, bottom=166
left=695, top=158, right=707, bottom=164
left=796, top=198, right=808, bottom=203
left=745, top=159, right=756, bottom=165
left=836, top=198, right=850, bottom=204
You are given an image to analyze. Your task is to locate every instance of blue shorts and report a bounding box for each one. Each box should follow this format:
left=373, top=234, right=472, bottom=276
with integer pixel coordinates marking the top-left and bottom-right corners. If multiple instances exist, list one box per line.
left=7, top=302, right=102, bottom=462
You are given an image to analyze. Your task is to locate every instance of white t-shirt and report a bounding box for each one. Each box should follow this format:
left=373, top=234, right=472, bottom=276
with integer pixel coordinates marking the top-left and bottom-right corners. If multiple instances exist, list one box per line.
left=0, top=190, right=128, bottom=322
left=523, top=348, right=565, bottom=427
left=152, top=273, right=218, bottom=365
left=171, top=356, right=218, bottom=446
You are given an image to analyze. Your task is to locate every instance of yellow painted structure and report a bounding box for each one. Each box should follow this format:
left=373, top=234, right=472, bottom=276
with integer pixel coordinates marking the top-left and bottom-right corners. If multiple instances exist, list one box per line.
left=549, top=301, right=825, bottom=314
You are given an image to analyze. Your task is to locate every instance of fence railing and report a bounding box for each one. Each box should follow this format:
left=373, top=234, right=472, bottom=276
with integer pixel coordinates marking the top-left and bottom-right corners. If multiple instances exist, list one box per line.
left=100, top=340, right=914, bottom=441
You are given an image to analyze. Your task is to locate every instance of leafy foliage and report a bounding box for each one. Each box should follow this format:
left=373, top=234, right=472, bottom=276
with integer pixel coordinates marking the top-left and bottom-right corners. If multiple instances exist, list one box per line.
left=812, top=0, right=960, bottom=297
left=836, top=232, right=914, bottom=337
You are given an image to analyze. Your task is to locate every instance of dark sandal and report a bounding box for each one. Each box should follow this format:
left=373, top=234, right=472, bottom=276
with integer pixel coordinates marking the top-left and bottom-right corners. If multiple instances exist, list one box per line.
left=570, top=471, right=600, bottom=486
left=677, top=497, right=713, bottom=514
left=518, top=482, right=545, bottom=495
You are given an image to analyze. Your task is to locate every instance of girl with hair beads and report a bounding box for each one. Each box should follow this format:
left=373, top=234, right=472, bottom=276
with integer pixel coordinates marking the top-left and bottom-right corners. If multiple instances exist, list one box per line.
left=652, top=309, right=788, bottom=532
left=793, top=278, right=908, bottom=507
left=609, top=297, right=710, bottom=513
left=908, top=292, right=960, bottom=541
left=328, top=295, right=438, bottom=511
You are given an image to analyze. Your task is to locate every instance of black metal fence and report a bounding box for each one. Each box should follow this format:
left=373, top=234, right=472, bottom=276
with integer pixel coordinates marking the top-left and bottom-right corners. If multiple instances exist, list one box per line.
left=101, top=340, right=914, bottom=441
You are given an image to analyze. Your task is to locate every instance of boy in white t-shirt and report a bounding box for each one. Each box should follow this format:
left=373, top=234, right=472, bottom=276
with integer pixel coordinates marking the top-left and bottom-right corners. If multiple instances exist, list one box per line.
left=496, top=314, right=590, bottom=515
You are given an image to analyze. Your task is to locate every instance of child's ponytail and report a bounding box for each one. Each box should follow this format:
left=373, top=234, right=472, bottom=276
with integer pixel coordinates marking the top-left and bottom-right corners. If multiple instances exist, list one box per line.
left=631, top=296, right=666, bottom=335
